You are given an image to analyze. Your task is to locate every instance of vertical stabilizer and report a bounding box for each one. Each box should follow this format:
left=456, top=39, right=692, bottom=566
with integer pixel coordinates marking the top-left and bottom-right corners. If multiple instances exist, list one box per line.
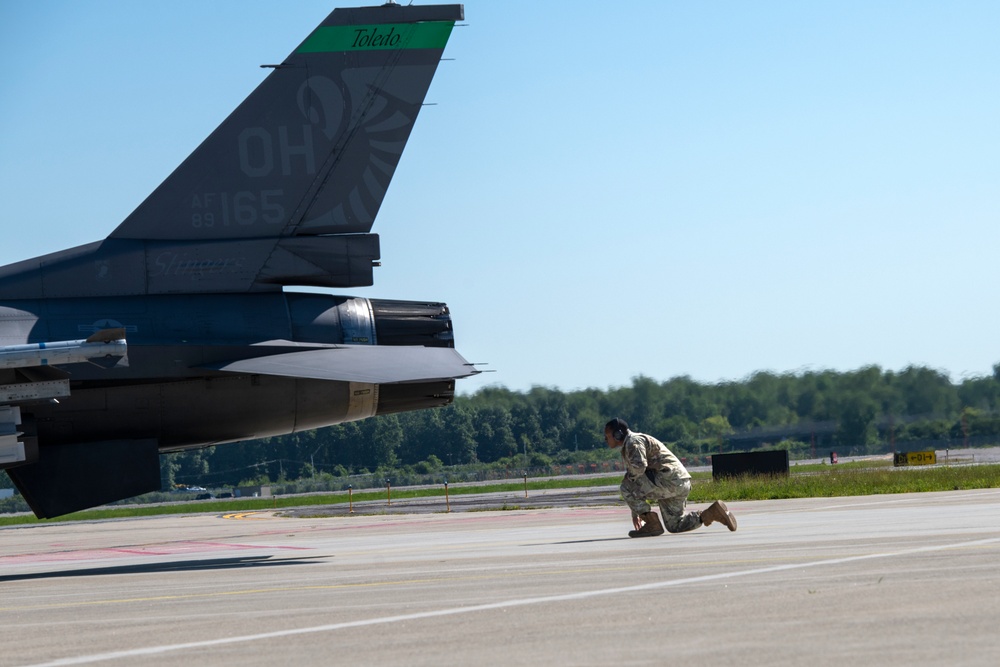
left=110, top=4, right=463, bottom=243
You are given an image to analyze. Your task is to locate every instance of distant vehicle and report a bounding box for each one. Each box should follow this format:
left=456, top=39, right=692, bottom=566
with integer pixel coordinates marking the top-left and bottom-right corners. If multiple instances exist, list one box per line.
left=217, top=492, right=233, bottom=499
left=195, top=493, right=213, bottom=500
left=185, top=486, right=207, bottom=492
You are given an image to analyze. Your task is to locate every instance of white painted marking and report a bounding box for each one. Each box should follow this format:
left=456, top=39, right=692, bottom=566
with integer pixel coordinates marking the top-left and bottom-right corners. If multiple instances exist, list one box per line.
left=23, top=536, right=1000, bottom=667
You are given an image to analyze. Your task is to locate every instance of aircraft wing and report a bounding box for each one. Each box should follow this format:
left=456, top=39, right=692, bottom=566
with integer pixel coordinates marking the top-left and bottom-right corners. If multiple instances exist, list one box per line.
left=206, top=346, right=478, bottom=384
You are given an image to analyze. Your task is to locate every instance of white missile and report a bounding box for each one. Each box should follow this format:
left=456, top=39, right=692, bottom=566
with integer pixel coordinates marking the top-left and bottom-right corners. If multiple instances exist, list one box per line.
left=0, top=328, right=127, bottom=370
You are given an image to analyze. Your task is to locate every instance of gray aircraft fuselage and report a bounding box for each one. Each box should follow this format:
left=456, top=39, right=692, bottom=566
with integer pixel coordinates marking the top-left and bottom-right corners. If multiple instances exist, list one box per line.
left=1, top=293, right=458, bottom=449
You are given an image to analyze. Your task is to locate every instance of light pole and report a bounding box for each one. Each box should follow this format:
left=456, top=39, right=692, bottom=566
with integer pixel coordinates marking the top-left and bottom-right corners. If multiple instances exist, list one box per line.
left=309, top=444, right=323, bottom=476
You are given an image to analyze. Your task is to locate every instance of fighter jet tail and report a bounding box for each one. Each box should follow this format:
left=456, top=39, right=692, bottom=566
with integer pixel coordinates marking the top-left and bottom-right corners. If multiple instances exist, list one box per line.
left=0, top=3, right=464, bottom=299
left=0, top=5, right=475, bottom=519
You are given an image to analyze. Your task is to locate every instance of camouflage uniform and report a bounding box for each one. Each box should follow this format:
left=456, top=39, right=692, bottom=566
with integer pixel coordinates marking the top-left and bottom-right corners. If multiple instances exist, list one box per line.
left=619, top=431, right=702, bottom=533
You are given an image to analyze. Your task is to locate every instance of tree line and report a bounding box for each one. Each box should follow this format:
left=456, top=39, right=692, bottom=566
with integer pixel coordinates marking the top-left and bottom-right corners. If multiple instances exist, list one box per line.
left=5, top=363, right=1000, bottom=493
left=159, top=364, right=1000, bottom=488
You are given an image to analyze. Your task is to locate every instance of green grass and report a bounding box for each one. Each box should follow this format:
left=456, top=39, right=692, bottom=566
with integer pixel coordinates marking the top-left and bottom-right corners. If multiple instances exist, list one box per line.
left=689, top=463, right=1000, bottom=501
left=0, top=476, right=617, bottom=526
left=2, top=463, right=998, bottom=526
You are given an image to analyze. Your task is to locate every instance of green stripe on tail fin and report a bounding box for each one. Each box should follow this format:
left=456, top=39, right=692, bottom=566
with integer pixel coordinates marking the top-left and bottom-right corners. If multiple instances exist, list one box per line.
left=298, top=21, right=455, bottom=53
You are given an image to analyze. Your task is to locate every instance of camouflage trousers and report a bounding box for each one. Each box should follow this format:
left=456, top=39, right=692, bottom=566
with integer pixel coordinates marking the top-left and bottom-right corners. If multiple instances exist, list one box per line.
left=620, top=472, right=702, bottom=533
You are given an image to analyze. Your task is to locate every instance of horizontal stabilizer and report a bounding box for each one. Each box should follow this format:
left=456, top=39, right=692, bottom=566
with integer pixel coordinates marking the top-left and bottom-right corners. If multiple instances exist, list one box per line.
left=207, top=345, right=479, bottom=384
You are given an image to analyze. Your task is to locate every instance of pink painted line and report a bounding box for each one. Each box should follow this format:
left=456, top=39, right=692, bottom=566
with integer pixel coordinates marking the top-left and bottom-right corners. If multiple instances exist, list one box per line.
left=0, top=541, right=308, bottom=566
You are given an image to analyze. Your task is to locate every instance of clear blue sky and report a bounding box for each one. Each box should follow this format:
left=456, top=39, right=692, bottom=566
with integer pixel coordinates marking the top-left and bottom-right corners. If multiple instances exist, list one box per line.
left=1, top=1, right=998, bottom=395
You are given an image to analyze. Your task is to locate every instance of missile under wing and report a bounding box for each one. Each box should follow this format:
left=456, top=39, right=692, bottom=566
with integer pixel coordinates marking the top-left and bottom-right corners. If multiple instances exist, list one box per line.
left=0, top=3, right=476, bottom=519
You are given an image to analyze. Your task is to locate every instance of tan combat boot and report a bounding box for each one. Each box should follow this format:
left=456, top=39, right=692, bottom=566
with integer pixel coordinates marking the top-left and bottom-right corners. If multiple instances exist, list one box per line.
left=700, top=500, right=737, bottom=531
left=628, top=511, right=665, bottom=538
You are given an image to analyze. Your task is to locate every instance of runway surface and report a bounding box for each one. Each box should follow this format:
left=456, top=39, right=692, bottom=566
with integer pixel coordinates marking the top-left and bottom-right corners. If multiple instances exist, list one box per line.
left=2, top=489, right=999, bottom=666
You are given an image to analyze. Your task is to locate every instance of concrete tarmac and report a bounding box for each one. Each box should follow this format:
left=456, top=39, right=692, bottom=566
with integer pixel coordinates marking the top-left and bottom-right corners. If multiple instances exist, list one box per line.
left=2, top=489, right=999, bottom=667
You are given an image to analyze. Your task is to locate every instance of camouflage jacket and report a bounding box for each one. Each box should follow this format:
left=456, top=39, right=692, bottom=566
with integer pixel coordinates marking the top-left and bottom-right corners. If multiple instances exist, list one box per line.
left=620, top=431, right=691, bottom=483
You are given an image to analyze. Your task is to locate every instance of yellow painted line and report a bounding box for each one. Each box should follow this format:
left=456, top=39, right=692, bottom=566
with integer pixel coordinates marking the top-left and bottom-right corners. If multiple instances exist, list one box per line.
left=0, top=575, right=463, bottom=612
left=222, top=511, right=272, bottom=520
